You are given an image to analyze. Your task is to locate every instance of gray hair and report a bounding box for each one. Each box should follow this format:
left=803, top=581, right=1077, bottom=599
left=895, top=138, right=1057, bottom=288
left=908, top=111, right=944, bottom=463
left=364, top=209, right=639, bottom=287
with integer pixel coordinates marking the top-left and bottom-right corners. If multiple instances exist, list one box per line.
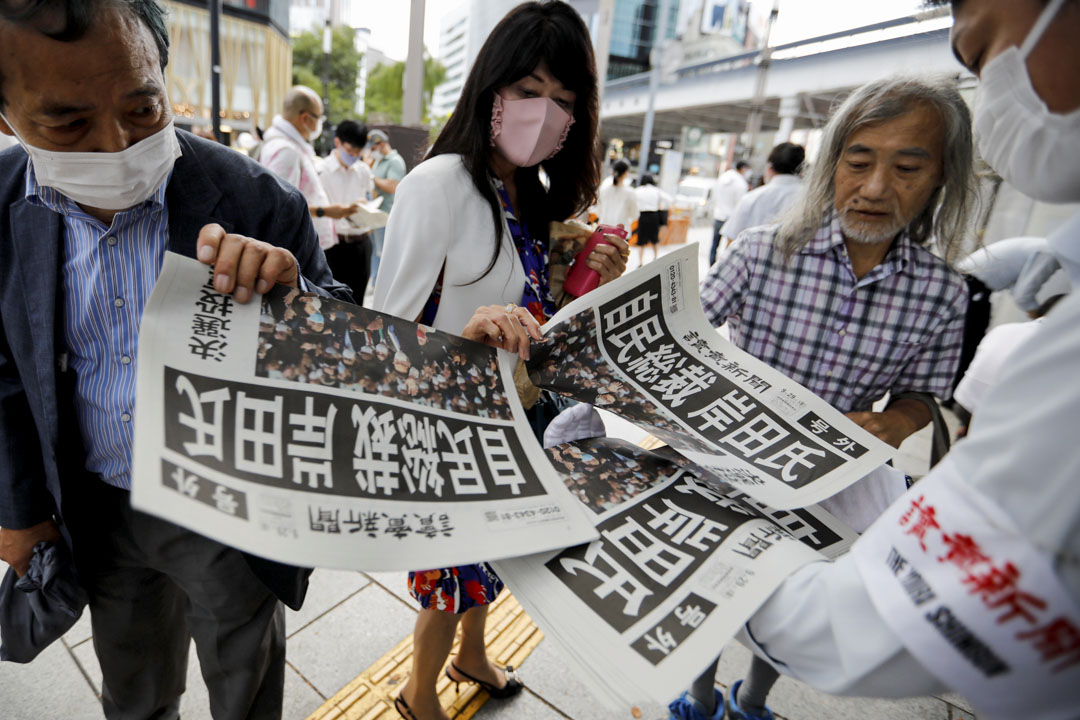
left=776, top=74, right=977, bottom=265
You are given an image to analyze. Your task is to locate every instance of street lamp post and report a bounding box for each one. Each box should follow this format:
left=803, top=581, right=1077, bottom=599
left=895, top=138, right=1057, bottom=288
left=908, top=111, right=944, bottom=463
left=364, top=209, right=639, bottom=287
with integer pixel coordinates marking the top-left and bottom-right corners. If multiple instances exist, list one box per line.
left=639, top=0, right=672, bottom=176
left=322, top=18, right=332, bottom=131
left=594, top=0, right=615, bottom=106
left=354, top=27, right=371, bottom=117
left=744, top=0, right=781, bottom=168
left=209, top=0, right=223, bottom=143
left=402, top=0, right=426, bottom=127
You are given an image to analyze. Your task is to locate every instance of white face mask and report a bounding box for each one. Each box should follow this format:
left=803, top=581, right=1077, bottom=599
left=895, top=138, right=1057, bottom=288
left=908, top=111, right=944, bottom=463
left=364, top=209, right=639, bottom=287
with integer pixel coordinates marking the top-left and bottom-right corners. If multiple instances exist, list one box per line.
left=0, top=114, right=182, bottom=210
left=973, top=0, right=1080, bottom=204
left=309, top=114, right=325, bottom=142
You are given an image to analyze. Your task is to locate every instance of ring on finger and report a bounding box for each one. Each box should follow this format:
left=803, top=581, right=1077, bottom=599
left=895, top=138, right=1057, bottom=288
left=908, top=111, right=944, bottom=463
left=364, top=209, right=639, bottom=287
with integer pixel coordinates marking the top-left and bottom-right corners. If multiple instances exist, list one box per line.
left=504, top=302, right=517, bottom=315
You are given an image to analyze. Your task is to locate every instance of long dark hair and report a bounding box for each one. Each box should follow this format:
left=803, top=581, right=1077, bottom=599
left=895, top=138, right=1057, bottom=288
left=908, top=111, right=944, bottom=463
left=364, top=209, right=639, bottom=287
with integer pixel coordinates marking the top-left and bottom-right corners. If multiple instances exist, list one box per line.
left=428, top=1, right=600, bottom=282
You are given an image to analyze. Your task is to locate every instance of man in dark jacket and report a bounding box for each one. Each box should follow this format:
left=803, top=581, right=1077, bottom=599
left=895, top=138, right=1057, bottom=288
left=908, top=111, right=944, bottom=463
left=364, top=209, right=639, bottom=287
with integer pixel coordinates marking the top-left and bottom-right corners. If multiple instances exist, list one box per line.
left=0, top=1, right=350, bottom=717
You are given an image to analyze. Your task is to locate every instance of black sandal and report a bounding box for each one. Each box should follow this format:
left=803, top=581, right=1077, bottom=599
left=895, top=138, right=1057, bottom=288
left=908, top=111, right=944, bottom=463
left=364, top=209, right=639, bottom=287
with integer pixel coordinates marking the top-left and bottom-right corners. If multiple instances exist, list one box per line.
left=445, top=661, right=524, bottom=699
left=394, top=695, right=419, bottom=720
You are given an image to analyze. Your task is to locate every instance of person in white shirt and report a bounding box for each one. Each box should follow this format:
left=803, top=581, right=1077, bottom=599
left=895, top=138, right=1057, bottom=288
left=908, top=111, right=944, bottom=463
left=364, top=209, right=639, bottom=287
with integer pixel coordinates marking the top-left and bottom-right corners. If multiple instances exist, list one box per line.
left=258, top=86, right=357, bottom=252
left=710, top=160, right=750, bottom=266
left=597, top=158, right=638, bottom=237
left=733, top=3, right=1080, bottom=719
left=721, top=143, right=805, bottom=246
left=317, top=120, right=375, bottom=302
left=634, top=173, right=673, bottom=264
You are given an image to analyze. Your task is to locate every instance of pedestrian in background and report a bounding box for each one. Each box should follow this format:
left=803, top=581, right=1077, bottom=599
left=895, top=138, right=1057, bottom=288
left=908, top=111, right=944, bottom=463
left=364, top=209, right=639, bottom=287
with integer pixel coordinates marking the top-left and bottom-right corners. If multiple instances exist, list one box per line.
left=318, top=120, right=375, bottom=302
left=634, top=173, right=672, bottom=265
left=260, top=86, right=359, bottom=251
left=596, top=158, right=638, bottom=236
left=367, top=128, right=406, bottom=285
left=709, top=160, right=750, bottom=266
left=720, top=142, right=805, bottom=246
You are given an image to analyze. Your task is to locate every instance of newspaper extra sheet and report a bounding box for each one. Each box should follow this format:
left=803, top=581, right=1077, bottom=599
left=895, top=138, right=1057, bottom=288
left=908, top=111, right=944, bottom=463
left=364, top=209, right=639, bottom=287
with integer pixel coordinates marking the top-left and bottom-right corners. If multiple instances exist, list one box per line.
left=495, top=436, right=857, bottom=707
left=130, top=252, right=598, bottom=571
left=527, top=243, right=894, bottom=510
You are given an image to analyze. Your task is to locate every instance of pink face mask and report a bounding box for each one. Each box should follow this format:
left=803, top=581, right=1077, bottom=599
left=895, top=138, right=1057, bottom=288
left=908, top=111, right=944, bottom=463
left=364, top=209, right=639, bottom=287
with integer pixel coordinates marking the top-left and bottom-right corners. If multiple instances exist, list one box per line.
left=490, top=93, right=575, bottom=167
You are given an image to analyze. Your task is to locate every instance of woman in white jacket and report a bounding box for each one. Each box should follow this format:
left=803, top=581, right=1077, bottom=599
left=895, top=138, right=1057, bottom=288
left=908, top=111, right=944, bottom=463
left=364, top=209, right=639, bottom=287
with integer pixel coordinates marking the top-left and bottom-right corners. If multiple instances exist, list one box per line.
left=372, top=4, right=628, bottom=719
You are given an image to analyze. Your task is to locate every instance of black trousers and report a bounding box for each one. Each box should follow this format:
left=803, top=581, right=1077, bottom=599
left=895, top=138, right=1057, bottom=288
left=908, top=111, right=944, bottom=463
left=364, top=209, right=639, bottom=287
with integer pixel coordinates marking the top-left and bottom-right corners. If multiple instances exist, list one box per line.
left=324, top=234, right=373, bottom=305
left=64, top=482, right=285, bottom=720
left=952, top=275, right=992, bottom=397
left=709, top=219, right=727, bottom=268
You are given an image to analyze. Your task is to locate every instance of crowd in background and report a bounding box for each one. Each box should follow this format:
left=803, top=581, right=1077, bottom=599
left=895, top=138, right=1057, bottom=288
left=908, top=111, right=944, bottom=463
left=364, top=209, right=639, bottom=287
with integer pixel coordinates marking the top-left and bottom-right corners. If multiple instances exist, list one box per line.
left=256, top=287, right=512, bottom=420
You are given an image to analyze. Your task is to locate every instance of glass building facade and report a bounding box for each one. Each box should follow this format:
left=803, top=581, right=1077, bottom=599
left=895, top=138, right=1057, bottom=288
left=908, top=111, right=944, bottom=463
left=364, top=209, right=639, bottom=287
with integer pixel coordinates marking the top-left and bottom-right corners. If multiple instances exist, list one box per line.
left=608, top=0, right=681, bottom=80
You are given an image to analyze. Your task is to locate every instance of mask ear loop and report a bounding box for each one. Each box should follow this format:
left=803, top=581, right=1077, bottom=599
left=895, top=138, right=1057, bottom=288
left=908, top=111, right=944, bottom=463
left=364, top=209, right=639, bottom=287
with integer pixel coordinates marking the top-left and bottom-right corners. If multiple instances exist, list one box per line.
left=489, top=94, right=504, bottom=147
left=1020, top=0, right=1066, bottom=59
left=0, top=110, right=30, bottom=149
left=546, top=114, right=576, bottom=160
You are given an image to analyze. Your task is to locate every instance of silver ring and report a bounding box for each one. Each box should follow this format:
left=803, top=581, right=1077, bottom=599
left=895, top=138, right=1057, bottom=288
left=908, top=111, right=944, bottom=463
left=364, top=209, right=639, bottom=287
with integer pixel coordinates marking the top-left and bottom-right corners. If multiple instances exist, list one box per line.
left=504, top=303, right=517, bottom=315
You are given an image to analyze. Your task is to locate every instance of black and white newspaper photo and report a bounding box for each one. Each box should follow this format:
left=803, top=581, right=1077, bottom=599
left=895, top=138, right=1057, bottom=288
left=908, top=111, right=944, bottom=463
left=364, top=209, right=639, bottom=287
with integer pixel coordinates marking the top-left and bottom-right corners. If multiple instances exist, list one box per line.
left=496, top=437, right=857, bottom=707
left=130, top=252, right=599, bottom=571
left=527, top=243, right=895, bottom=510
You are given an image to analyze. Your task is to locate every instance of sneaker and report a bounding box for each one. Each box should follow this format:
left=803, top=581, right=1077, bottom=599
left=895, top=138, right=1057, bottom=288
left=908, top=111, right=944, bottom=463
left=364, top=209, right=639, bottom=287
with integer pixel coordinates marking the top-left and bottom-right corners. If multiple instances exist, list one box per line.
left=667, top=689, right=724, bottom=720
left=726, top=679, right=776, bottom=720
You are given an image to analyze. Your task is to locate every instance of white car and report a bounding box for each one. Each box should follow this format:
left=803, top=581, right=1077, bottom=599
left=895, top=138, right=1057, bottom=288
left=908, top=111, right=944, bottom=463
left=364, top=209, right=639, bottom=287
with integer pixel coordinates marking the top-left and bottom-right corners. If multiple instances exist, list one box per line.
left=674, top=177, right=714, bottom=221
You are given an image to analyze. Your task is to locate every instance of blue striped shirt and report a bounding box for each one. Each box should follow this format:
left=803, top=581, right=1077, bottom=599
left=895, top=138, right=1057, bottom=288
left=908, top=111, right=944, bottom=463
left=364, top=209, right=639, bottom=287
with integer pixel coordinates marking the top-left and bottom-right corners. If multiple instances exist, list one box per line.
left=25, top=162, right=171, bottom=489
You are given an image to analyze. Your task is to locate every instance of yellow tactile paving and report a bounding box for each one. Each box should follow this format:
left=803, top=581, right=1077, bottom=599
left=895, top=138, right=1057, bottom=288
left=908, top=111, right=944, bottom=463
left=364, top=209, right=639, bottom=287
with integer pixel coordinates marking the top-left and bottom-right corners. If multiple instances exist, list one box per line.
left=638, top=434, right=667, bottom=451
left=305, top=592, right=544, bottom=720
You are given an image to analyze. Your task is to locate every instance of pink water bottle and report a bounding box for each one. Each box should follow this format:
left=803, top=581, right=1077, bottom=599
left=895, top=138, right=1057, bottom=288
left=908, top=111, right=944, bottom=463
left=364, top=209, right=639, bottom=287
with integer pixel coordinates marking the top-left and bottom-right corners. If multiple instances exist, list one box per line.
left=563, top=224, right=628, bottom=297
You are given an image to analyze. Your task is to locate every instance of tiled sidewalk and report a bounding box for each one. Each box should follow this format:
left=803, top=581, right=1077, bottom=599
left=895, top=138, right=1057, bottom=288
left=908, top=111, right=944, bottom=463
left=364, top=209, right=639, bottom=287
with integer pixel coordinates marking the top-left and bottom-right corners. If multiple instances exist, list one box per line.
left=0, top=560, right=978, bottom=720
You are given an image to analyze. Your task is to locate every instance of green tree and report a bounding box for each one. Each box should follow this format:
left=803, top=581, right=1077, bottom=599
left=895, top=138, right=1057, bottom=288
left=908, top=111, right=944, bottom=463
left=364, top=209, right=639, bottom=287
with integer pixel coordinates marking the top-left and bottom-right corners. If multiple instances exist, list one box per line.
left=291, top=25, right=363, bottom=123
left=364, top=50, right=447, bottom=125
left=364, top=61, right=404, bottom=123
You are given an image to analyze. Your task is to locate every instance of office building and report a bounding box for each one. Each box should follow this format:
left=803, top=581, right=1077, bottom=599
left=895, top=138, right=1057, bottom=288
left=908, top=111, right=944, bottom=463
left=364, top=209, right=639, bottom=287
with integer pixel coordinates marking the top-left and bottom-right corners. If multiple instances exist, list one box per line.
left=430, top=0, right=524, bottom=118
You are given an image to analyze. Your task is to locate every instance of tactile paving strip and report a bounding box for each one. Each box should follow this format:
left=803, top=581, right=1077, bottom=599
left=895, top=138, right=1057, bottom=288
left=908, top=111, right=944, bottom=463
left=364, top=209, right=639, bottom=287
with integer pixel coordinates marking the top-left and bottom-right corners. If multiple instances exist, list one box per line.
left=305, top=591, right=544, bottom=720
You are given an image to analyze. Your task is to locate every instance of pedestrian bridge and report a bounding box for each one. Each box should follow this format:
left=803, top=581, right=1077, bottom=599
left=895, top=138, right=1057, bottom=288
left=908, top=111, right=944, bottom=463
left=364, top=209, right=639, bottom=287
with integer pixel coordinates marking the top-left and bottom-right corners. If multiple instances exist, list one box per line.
left=600, top=12, right=971, bottom=143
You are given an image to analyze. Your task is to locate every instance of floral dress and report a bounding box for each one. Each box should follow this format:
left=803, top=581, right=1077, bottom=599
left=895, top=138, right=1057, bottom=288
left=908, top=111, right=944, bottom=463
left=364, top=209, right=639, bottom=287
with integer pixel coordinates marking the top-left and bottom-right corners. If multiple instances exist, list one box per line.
left=409, top=176, right=555, bottom=612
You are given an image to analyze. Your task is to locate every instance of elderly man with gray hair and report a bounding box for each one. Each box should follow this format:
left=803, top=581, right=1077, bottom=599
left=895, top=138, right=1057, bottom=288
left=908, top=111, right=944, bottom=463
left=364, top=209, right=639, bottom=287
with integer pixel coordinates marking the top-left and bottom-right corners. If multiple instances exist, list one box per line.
left=672, top=75, right=976, bottom=720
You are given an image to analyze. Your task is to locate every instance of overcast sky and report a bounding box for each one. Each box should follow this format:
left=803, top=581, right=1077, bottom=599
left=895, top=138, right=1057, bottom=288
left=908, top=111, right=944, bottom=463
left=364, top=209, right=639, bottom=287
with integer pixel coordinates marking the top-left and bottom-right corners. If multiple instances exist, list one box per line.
left=348, top=0, right=933, bottom=63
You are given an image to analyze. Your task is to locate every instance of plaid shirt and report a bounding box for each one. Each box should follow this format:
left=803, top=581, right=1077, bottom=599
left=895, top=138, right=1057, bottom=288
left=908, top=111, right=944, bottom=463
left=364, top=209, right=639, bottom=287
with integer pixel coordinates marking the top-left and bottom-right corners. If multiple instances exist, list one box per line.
left=700, top=214, right=968, bottom=412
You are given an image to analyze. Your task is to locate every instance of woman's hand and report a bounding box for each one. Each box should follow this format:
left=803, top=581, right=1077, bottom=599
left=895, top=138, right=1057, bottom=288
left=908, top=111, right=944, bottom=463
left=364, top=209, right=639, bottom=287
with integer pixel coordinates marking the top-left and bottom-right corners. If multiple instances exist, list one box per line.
left=462, top=303, right=543, bottom=360
left=590, top=229, right=631, bottom=287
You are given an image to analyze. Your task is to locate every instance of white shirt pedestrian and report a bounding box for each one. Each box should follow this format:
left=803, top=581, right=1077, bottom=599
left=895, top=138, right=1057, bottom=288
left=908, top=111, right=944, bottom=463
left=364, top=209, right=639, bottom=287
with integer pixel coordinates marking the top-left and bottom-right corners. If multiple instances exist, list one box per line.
left=317, top=149, right=374, bottom=237
left=597, top=181, right=638, bottom=231
left=712, top=167, right=749, bottom=222
left=259, top=114, right=335, bottom=249
left=722, top=173, right=803, bottom=242
left=634, top=184, right=671, bottom=212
